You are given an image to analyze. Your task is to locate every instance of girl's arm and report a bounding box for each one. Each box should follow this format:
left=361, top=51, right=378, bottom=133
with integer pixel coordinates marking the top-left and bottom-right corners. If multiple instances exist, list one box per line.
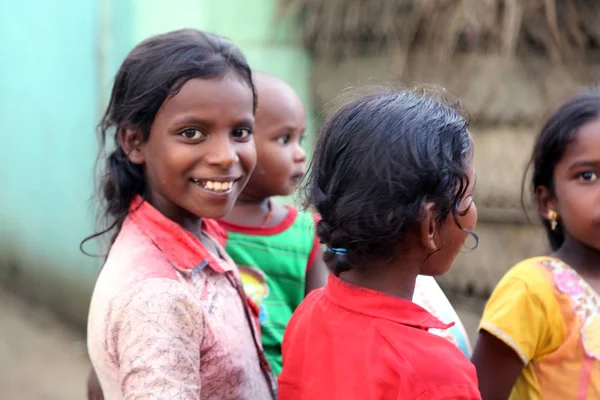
left=471, top=332, right=524, bottom=400
left=114, top=280, right=203, bottom=399
left=87, top=367, right=104, bottom=400
left=305, top=249, right=328, bottom=294
left=471, top=262, right=563, bottom=400
left=305, top=214, right=328, bottom=294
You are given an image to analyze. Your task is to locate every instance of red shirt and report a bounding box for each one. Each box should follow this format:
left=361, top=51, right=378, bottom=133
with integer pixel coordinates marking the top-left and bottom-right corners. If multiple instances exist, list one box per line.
left=278, top=275, right=481, bottom=400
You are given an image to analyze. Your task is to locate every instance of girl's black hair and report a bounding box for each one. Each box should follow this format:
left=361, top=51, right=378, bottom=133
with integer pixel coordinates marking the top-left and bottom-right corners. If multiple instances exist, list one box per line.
left=524, top=89, right=600, bottom=251
left=305, top=88, right=475, bottom=275
left=81, top=29, right=256, bottom=254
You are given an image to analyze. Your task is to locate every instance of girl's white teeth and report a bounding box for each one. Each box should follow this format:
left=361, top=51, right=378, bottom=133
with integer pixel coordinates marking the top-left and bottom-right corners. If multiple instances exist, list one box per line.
left=192, top=179, right=234, bottom=192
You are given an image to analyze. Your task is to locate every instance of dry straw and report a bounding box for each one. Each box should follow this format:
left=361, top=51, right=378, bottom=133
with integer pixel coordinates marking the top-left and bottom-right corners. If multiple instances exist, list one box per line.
left=277, top=0, right=600, bottom=62
left=320, top=83, right=469, bottom=122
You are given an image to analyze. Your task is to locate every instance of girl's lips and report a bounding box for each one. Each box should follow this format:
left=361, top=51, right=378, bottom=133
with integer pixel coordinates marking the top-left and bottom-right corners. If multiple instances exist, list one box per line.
left=190, top=177, right=240, bottom=194
left=291, top=171, right=306, bottom=181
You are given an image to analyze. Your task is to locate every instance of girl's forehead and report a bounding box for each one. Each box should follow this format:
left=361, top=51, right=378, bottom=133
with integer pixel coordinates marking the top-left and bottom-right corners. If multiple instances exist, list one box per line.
left=158, top=76, right=254, bottom=124
left=171, top=76, right=252, bottom=107
left=561, top=118, right=600, bottom=163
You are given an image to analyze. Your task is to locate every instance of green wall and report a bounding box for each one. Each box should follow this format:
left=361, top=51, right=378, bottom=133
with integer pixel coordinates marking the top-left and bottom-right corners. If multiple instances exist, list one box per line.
left=0, top=0, right=100, bottom=326
left=104, top=0, right=314, bottom=138
left=0, top=0, right=313, bottom=328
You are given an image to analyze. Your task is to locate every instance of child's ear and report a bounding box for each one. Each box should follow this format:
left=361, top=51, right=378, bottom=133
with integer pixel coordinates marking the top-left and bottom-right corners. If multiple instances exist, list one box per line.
left=535, top=185, right=558, bottom=221
left=119, top=128, right=145, bottom=165
left=420, top=202, right=438, bottom=253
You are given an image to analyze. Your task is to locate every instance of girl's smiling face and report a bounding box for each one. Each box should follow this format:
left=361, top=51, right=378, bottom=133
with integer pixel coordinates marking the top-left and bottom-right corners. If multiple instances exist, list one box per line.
left=123, top=73, right=257, bottom=224
left=541, top=118, right=600, bottom=251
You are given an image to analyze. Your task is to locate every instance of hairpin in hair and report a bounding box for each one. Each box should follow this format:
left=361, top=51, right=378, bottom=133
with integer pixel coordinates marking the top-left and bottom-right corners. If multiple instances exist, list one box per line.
left=326, top=247, right=348, bottom=255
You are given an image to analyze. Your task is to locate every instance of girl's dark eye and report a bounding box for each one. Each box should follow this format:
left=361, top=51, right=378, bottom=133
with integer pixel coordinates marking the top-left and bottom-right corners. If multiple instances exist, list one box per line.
left=233, top=128, right=253, bottom=139
left=277, top=135, right=291, bottom=145
left=579, top=171, right=598, bottom=181
left=180, top=128, right=205, bottom=140
left=299, top=135, right=306, bottom=146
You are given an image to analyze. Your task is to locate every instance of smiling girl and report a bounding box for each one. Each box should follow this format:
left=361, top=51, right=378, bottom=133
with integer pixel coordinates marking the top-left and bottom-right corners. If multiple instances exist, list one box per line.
left=84, top=29, right=276, bottom=399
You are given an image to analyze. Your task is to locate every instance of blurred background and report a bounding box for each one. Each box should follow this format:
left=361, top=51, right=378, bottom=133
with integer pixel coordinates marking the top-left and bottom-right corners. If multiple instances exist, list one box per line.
left=1, top=0, right=598, bottom=398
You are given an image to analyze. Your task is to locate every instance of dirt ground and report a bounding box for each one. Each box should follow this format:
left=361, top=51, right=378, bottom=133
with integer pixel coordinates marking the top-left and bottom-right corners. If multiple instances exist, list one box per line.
left=0, top=288, right=91, bottom=400
left=448, top=292, right=487, bottom=346
left=0, top=286, right=485, bottom=400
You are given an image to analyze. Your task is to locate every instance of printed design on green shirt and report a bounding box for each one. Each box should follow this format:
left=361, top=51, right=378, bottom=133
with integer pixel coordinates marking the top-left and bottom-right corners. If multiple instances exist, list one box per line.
left=239, top=265, right=270, bottom=325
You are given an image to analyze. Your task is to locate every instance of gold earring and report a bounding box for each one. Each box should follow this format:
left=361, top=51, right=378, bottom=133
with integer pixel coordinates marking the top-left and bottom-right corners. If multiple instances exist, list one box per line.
left=547, top=210, right=558, bottom=231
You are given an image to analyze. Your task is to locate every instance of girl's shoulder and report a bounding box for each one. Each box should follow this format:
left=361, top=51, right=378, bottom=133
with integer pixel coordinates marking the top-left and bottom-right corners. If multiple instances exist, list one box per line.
left=480, top=256, right=569, bottom=362
left=535, top=257, right=600, bottom=361
left=504, top=256, right=595, bottom=305
left=484, top=257, right=600, bottom=363
left=487, top=256, right=564, bottom=320
left=104, top=217, right=177, bottom=279
left=505, top=256, right=555, bottom=277
left=499, top=256, right=559, bottom=294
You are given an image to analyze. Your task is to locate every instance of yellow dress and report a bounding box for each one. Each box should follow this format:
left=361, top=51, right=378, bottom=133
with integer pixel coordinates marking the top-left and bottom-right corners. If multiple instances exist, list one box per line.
left=480, top=256, right=600, bottom=399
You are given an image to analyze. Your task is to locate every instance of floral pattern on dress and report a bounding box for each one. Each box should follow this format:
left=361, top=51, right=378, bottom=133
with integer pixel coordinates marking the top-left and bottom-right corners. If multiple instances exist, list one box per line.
left=583, top=314, right=600, bottom=356
left=544, top=259, right=600, bottom=360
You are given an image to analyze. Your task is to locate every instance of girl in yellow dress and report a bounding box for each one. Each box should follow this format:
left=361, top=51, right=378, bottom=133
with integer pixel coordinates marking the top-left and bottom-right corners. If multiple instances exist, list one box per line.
left=472, top=89, right=600, bottom=399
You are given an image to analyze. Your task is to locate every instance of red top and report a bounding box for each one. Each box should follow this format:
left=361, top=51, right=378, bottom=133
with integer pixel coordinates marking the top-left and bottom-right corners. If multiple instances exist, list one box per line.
left=278, top=275, right=482, bottom=400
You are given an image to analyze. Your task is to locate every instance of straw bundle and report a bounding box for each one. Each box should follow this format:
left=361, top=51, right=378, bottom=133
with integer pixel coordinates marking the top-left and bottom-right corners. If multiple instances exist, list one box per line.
left=278, top=0, right=600, bottom=62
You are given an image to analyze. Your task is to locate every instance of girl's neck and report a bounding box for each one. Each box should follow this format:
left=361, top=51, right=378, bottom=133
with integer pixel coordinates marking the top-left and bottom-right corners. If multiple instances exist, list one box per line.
left=180, top=217, right=203, bottom=239
left=339, top=257, right=420, bottom=300
left=221, top=197, right=275, bottom=227
left=235, top=188, right=269, bottom=205
left=554, top=235, right=600, bottom=279
left=142, top=190, right=203, bottom=239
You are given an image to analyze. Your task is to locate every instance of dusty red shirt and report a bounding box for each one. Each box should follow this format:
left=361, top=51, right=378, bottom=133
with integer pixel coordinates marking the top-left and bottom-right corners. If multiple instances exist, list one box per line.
left=87, top=196, right=274, bottom=399
left=278, top=275, right=481, bottom=400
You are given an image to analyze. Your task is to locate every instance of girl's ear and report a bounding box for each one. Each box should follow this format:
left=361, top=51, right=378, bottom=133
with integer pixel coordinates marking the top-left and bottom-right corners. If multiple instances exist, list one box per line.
left=535, top=185, right=558, bottom=221
left=420, top=202, right=438, bottom=253
left=119, top=128, right=145, bottom=165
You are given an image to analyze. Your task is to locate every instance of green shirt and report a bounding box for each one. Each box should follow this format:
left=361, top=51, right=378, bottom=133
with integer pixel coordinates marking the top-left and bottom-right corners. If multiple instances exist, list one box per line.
left=218, top=206, right=319, bottom=376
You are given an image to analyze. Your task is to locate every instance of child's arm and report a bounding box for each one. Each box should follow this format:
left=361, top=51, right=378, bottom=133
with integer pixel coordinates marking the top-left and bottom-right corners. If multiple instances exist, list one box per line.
left=471, top=332, right=524, bottom=400
left=305, top=213, right=328, bottom=294
left=87, top=367, right=104, bottom=400
left=470, top=263, right=563, bottom=400
left=305, top=246, right=328, bottom=294
left=113, top=280, right=203, bottom=398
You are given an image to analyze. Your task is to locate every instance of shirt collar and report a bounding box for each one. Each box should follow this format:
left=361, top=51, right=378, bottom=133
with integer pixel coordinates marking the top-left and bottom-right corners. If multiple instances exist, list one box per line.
left=325, top=274, right=453, bottom=330
left=127, top=195, right=233, bottom=274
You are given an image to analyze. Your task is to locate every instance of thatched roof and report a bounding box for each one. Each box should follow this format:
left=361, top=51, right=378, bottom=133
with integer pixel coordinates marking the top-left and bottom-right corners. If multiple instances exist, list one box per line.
left=278, top=0, right=600, bottom=62
left=310, top=51, right=600, bottom=126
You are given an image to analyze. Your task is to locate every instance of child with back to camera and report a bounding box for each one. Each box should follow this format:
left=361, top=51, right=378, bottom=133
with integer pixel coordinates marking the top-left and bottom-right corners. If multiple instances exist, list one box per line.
left=277, top=88, right=482, bottom=400
left=84, top=29, right=276, bottom=400
left=216, top=72, right=327, bottom=377
left=472, top=90, right=600, bottom=399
